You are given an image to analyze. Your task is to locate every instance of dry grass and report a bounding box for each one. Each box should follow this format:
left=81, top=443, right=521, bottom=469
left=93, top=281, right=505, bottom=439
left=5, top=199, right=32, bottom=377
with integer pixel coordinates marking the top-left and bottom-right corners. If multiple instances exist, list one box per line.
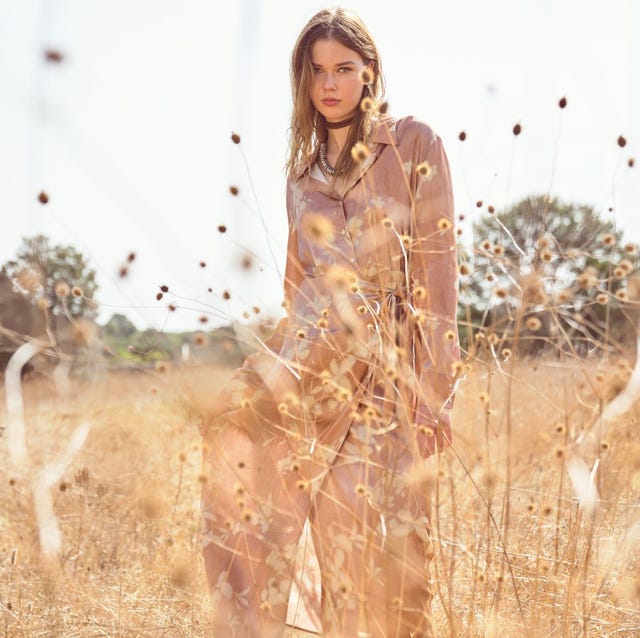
left=1, top=358, right=640, bottom=636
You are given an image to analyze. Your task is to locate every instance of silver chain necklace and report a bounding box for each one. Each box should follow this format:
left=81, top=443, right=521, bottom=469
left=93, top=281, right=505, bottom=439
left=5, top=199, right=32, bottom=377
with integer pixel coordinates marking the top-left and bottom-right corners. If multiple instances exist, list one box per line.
left=318, top=142, right=336, bottom=176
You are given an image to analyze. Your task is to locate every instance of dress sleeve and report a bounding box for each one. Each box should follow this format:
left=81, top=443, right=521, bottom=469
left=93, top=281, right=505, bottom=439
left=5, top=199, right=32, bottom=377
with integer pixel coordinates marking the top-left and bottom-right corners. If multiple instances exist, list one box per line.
left=283, top=182, right=305, bottom=310
left=264, top=181, right=305, bottom=351
left=408, top=132, right=460, bottom=451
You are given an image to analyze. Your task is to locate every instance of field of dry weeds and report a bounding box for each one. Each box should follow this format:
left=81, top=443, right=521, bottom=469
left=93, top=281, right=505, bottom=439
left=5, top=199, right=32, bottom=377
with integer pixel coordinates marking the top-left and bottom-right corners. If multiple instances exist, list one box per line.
left=1, top=357, right=640, bottom=637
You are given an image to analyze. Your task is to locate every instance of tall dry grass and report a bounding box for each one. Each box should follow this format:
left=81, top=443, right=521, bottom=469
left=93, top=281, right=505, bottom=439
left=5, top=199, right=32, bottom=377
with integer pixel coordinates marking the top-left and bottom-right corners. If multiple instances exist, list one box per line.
left=1, top=356, right=640, bottom=636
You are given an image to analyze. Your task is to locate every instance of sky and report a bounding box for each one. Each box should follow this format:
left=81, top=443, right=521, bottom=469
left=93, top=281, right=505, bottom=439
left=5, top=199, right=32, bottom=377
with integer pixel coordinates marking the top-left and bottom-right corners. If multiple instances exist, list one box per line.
left=0, top=0, right=638, bottom=331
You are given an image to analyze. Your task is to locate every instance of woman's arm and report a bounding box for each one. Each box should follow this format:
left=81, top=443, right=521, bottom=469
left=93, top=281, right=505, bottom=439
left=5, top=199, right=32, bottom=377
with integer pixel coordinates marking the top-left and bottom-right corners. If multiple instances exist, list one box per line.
left=408, top=128, right=460, bottom=452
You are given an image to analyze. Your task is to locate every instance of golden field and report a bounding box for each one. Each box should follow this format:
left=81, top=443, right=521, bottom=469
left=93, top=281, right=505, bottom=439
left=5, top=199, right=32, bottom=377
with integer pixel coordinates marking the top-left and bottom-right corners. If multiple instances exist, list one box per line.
left=1, top=357, right=640, bottom=637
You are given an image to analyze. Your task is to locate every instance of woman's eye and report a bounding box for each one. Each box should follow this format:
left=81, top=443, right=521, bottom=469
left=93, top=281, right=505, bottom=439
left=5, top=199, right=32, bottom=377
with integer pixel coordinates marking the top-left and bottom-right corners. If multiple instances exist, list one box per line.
left=338, top=67, right=352, bottom=73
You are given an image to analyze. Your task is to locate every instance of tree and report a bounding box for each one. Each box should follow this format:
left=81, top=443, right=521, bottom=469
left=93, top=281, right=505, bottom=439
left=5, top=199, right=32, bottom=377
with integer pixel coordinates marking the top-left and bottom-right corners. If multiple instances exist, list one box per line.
left=458, top=195, right=637, bottom=351
left=103, top=313, right=137, bottom=339
left=2, top=235, right=98, bottom=318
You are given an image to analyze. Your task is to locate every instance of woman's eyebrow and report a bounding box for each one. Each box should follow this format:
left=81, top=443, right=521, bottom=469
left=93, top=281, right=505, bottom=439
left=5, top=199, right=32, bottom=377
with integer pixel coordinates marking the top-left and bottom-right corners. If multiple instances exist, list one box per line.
left=311, top=60, right=358, bottom=67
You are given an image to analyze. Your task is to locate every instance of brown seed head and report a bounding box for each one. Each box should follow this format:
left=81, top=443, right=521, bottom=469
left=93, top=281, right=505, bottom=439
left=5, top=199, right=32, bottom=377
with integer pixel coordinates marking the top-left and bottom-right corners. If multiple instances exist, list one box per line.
left=540, top=249, right=554, bottom=263
left=458, top=130, right=466, bottom=141
left=54, top=281, right=70, bottom=298
left=360, top=96, right=374, bottom=112
left=194, top=332, right=208, bottom=346
left=301, top=212, right=335, bottom=246
left=217, top=224, right=227, bottom=233
left=351, top=141, right=370, bottom=163
left=417, top=162, right=434, bottom=178
left=359, top=67, right=374, bottom=84
left=229, top=185, right=239, bottom=196
left=71, top=286, right=83, bottom=297
left=618, top=259, right=633, bottom=274
left=617, top=135, right=627, bottom=148
left=613, top=266, right=626, bottom=279
left=451, top=360, right=465, bottom=377
left=558, top=96, right=567, bottom=108
left=526, top=316, right=542, bottom=331
left=44, top=49, right=64, bottom=63
left=38, top=190, right=49, bottom=204
left=513, top=123, right=522, bottom=136
left=495, top=287, right=508, bottom=299
left=16, top=268, right=41, bottom=292
left=231, top=132, right=241, bottom=144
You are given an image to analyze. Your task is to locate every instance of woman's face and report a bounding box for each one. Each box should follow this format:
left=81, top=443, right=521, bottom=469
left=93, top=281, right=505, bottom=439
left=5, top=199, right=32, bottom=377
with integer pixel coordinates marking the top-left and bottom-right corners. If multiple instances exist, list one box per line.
left=309, top=38, right=372, bottom=123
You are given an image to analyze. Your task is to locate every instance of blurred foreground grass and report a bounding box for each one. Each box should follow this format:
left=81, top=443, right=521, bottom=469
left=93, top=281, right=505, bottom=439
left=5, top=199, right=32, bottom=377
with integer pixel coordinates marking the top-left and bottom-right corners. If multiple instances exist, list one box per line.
left=1, top=359, right=640, bottom=636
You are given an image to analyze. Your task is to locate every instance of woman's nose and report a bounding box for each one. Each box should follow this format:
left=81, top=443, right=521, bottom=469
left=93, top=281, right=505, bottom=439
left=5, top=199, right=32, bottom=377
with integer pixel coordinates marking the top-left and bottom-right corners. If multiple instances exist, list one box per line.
left=323, top=73, right=336, bottom=91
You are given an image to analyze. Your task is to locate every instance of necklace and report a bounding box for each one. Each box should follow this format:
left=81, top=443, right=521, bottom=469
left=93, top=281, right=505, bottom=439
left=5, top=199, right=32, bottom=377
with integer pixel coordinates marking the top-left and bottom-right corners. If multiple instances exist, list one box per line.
left=325, top=114, right=355, bottom=130
left=318, top=142, right=335, bottom=176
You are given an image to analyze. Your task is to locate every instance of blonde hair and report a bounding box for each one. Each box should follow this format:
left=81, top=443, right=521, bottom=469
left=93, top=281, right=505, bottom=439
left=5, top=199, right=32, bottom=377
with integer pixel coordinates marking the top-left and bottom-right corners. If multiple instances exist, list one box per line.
left=287, top=8, right=385, bottom=179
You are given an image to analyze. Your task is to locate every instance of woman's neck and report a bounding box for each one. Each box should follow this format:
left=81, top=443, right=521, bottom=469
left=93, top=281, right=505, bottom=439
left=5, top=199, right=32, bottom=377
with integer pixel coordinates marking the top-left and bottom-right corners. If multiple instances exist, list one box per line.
left=326, top=125, right=352, bottom=162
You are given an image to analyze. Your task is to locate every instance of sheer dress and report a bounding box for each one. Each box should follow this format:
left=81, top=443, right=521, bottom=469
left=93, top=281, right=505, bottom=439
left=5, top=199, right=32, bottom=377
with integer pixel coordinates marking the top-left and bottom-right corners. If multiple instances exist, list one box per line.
left=201, top=115, right=460, bottom=637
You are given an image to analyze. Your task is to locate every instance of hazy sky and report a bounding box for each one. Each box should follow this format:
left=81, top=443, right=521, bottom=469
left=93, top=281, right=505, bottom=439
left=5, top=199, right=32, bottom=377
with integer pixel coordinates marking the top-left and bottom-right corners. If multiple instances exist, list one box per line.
left=1, top=0, right=638, bottom=331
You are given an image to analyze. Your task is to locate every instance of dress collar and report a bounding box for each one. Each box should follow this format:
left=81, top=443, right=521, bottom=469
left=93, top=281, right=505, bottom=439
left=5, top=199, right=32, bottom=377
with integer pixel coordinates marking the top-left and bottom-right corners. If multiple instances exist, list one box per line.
left=291, top=115, right=398, bottom=183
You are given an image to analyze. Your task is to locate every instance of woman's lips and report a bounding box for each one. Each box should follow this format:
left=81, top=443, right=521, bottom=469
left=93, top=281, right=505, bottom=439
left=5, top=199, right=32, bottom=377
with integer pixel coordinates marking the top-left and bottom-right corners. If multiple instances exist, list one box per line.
left=322, top=98, right=340, bottom=106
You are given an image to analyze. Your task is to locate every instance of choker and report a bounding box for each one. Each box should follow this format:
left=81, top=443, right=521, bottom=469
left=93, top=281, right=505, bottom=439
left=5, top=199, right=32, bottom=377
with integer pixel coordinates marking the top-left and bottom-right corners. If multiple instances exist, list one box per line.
left=325, top=115, right=355, bottom=130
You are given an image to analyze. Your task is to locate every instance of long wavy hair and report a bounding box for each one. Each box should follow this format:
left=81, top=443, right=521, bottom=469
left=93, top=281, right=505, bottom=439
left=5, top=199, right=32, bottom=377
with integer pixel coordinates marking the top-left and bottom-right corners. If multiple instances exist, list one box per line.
left=286, top=8, right=385, bottom=179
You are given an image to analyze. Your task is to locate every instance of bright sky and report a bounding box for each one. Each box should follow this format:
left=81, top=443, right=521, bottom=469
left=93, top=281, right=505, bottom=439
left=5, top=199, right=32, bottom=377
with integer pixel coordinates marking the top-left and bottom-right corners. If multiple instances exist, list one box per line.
left=1, top=0, right=638, bottom=331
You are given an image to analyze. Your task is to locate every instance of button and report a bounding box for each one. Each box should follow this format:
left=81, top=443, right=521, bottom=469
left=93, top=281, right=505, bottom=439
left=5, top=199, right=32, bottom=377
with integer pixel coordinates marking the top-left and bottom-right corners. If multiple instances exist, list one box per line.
left=340, top=229, right=346, bottom=235
left=350, top=257, right=356, bottom=263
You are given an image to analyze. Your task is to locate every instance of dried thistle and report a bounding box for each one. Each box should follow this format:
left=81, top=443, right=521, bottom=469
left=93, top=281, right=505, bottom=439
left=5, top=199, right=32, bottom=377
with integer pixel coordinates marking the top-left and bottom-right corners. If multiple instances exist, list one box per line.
left=359, top=67, right=374, bottom=85
left=360, top=96, right=374, bottom=112
left=351, top=141, right=370, bottom=163
left=54, top=281, right=70, bottom=298
left=416, top=162, right=434, bottom=179
left=300, top=212, right=335, bottom=246
left=526, top=316, right=542, bottom=331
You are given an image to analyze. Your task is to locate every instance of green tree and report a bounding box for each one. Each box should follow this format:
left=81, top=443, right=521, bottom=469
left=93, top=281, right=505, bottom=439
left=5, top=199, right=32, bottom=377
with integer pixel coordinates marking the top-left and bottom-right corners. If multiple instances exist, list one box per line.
left=458, top=195, right=636, bottom=350
left=103, top=313, right=137, bottom=339
left=2, top=235, right=98, bottom=318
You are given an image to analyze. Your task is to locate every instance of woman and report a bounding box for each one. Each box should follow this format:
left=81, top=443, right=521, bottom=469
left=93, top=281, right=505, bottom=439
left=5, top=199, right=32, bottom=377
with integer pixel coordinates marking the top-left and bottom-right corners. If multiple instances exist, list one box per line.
left=201, top=8, right=459, bottom=637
